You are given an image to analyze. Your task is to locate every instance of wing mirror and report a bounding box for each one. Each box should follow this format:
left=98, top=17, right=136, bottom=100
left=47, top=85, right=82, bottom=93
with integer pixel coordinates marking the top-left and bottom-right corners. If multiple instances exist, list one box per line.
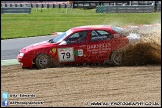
left=59, top=40, right=67, bottom=45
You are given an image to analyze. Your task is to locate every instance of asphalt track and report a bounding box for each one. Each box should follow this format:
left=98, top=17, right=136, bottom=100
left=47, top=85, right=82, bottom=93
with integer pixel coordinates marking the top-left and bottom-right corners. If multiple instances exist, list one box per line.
left=1, top=32, right=63, bottom=66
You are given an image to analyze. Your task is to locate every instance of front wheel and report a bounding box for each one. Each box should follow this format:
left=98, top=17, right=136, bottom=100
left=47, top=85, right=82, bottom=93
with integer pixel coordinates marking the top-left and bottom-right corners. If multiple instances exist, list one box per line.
left=35, top=54, right=52, bottom=69
left=110, top=50, right=123, bottom=66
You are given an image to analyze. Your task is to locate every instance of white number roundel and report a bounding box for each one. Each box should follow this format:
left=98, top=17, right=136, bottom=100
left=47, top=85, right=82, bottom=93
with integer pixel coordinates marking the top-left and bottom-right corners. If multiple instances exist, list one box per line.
left=58, top=48, right=74, bottom=62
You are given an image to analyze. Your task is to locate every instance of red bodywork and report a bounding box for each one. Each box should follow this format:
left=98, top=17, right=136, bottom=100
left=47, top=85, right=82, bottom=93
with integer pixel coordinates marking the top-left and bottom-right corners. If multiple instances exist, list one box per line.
left=17, top=25, right=129, bottom=68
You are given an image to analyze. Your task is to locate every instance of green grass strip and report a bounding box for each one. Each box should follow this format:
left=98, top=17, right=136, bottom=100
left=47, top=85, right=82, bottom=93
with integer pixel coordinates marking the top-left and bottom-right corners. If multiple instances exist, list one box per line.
left=1, top=59, right=19, bottom=66
left=1, top=8, right=161, bottom=39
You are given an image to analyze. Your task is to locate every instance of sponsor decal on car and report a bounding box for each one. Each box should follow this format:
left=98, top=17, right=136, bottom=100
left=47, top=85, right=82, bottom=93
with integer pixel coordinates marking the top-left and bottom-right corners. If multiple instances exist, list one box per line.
left=87, top=43, right=111, bottom=50
left=74, top=49, right=84, bottom=56
left=51, top=48, right=56, bottom=53
left=87, top=43, right=111, bottom=54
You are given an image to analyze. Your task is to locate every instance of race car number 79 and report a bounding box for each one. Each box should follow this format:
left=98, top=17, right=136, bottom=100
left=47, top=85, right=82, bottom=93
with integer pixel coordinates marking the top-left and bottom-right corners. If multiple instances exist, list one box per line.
left=58, top=48, right=74, bottom=62
left=61, top=52, right=70, bottom=59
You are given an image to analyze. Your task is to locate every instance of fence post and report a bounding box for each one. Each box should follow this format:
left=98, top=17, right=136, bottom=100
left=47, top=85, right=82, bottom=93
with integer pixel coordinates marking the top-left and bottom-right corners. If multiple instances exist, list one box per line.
left=96, top=6, right=98, bottom=13
left=31, top=4, right=33, bottom=8
left=41, top=4, right=44, bottom=8
left=36, top=4, right=38, bottom=8
left=53, top=4, right=55, bottom=8
left=41, top=4, right=43, bottom=12
left=47, top=4, right=49, bottom=8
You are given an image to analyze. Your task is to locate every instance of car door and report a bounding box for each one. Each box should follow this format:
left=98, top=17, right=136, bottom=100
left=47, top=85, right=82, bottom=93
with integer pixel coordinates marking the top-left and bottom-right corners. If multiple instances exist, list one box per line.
left=86, top=30, right=113, bottom=63
left=57, top=30, right=89, bottom=64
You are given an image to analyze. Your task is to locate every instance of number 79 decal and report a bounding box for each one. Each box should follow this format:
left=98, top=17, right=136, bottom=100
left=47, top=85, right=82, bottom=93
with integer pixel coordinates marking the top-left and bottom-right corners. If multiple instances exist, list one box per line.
left=58, top=48, right=74, bottom=62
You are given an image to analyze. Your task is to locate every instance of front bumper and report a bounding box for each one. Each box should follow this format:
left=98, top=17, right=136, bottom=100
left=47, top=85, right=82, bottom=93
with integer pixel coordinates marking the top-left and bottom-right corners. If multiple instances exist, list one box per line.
left=17, top=54, right=33, bottom=68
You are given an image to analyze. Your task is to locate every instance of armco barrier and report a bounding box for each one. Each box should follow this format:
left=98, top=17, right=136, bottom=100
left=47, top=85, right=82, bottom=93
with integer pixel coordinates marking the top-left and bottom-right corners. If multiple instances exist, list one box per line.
left=96, top=5, right=104, bottom=13
left=1, top=7, right=31, bottom=14
left=96, top=5, right=154, bottom=13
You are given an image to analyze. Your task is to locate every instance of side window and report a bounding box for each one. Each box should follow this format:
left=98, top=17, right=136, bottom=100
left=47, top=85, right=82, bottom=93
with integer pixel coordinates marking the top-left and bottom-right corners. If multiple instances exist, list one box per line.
left=90, top=30, right=112, bottom=42
left=65, top=31, right=88, bottom=44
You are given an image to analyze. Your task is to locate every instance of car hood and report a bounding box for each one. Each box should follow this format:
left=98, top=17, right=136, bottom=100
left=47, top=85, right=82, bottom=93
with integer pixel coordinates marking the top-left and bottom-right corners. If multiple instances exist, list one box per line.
left=20, top=40, right=58, bottom=52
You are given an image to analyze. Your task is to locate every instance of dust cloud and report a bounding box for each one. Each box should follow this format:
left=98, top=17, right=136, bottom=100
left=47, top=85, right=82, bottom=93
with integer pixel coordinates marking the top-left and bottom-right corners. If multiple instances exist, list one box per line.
left=121, top=24, right=161, bottom=65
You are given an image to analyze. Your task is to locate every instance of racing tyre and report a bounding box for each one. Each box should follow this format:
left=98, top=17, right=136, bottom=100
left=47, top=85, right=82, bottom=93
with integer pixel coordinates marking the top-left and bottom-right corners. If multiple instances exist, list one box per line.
left=110, top=50, right=123, bottom=66
left=35, top=54, right=52, bottom=69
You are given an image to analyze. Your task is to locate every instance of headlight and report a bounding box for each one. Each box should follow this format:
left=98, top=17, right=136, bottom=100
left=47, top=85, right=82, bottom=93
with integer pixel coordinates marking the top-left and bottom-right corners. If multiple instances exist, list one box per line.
left=19, top=52, right=24, bottom=57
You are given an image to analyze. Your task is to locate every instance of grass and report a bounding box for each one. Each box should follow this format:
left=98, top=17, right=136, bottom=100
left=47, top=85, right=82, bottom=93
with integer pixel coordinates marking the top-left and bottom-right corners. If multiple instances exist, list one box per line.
left=1, top=8, right=161, bottom=39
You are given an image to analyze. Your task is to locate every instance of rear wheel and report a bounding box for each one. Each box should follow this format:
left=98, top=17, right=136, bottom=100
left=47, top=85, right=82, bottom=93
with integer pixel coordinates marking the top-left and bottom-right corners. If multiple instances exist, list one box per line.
left=35, top=54, right=52, bottom=69
left=110, top=50, right=123, bottom=66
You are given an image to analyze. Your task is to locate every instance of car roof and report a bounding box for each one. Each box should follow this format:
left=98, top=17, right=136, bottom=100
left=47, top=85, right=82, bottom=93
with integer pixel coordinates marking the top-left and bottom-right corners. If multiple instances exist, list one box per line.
left=70, top=25, right=112, bottom=32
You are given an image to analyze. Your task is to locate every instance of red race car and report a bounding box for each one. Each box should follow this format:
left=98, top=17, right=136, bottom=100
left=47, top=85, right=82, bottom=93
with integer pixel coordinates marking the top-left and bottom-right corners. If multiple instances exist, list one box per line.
left=17, top=25, right=140, bottom=69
